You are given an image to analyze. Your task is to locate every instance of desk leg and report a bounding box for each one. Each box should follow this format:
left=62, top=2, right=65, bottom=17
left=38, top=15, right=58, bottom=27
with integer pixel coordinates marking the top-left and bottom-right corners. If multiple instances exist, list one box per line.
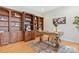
left=39, top=36, right=42, bottom=42
left=48, top=37, right=50, bottom=41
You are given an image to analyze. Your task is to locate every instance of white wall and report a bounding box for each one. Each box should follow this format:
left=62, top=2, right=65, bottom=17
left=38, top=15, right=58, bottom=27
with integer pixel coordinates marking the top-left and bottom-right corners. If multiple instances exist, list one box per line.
left=6, top=6, right=42, bottom=17
left=43, top=6, right=79, bottom=43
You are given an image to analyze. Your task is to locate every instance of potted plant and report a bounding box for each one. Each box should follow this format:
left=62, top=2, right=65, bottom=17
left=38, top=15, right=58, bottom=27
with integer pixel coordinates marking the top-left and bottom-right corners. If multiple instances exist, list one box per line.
left=73, top=16, right=79, bottom=30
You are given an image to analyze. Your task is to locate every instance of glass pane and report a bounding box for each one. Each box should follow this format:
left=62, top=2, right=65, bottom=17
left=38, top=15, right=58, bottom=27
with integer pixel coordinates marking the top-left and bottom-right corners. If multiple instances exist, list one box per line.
left=0, top=15, right=8, bottom=21
left=10, top=17, right=20, bottom=22
left=10, top=27, right=20, bottom=31
left=0, top=27, right=8, bottom=32
left=10, top=22, right=20, bottom=27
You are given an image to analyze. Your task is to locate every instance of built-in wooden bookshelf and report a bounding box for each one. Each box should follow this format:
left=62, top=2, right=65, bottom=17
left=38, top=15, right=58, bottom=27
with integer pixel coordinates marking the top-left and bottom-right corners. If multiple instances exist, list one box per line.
left=0, top=6, right=44, bottom=45
left=24, top=14, right=33, bottom=31
left=9, top=10, right=23, bottom=43
left=10, top=11, right=22, bottom=31
left=33, top=16, right=43, bottom=31
left=37, top=17, right=43, bottom=30
left=0, top=7, right=10, bottom=45
left=23, top=12, right=33, bottom=41
left=0, top=8, right=9, bottom=32
left=33, top=16, right=38, bottom=30
left=0, top=15, right=8, bottom=32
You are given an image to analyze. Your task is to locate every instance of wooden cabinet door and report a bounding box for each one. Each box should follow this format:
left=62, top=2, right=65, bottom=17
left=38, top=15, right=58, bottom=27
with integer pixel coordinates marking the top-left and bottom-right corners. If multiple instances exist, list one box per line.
left=25, top=31, right=31, bottom=41
left=0, top=32, right=9, bottom=45
left=31, top=30, right=35, bottom=40
left=17, top=31, right=23, bottom=41
left=10, top=31, right=18, bottom=43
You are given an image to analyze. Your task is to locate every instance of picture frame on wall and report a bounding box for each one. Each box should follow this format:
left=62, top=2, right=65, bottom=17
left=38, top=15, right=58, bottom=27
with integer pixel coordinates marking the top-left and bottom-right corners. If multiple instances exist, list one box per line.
left=53, top=17, right=66, bottom=24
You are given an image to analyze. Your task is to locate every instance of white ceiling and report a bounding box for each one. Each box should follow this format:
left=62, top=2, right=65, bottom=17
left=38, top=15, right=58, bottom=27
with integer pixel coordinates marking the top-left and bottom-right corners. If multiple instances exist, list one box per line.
left=6, top=6, right=61, bottom=14
left=22, top=6, right=61, bottom=13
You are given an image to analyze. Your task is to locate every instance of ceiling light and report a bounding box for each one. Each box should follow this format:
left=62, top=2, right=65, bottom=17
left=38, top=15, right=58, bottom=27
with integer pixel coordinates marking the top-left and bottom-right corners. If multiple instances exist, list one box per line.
left=41, top=8, right=44, bottom=12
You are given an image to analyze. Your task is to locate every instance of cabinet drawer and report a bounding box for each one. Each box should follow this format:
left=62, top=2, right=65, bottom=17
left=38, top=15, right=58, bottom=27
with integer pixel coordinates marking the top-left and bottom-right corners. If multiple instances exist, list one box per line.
left=0, top=32, right=9, bottom=45
left=25, top=31, right=31, bottom=41
left=10, top=32, right=18, bottom=43
left=17, top=31, right=23, bottom=41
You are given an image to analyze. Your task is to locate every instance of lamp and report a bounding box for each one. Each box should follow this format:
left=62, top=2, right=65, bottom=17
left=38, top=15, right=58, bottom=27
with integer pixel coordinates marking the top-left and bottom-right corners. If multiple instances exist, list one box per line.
left=53, top=22, right=58, bottom=32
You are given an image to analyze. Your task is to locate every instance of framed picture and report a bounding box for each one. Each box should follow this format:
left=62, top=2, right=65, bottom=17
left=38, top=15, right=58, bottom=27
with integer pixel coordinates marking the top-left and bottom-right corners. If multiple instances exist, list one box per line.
left=53, top=17, right=66, bottom=24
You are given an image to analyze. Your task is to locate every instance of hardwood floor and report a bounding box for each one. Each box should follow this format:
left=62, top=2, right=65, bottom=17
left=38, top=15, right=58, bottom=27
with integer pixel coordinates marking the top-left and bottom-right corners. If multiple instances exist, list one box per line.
left=0, top=41, right=35, bottom=53
left=0, top=36, right=79, bottom=53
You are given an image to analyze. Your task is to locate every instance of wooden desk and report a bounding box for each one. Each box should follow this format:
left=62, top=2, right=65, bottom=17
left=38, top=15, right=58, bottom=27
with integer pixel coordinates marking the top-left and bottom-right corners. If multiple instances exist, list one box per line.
left=37, top=31, right=59, bottom=41
left=36, top=31, right=61, bottom=49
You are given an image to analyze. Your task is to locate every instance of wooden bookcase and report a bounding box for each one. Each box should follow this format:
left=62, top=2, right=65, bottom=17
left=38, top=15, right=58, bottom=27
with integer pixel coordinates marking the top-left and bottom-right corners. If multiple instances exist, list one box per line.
left=0, top=8, right=9, bottom=32
left=33, top=16, right=43, bottom=30
left=33, top=16, right=38, bottom=30
left=23, top=12, right=34, bottom=41
left=0, top=6, right=44, bottom=45
left=0, top=7, right=10, bottom=45
left=37, top=17, right=43, bottom=30
left=23, top=14, right=44, bottom=41
left=10, top=10, right=22, bottom=31
left=9, top=10, right=23, bottom=43
left=24, top=14, right=33, bottom=31
left=0, top=15, right=8, bottom=32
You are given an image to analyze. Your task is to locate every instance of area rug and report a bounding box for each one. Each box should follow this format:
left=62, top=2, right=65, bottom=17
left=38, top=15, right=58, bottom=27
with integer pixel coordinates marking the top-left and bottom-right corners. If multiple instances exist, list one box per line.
left=28, top=40, right=75, bottom=53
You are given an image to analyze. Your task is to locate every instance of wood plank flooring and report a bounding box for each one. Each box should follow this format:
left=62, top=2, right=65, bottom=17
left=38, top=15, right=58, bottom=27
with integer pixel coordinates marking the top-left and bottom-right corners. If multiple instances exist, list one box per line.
left=0, top=36, right=79, bottom=53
